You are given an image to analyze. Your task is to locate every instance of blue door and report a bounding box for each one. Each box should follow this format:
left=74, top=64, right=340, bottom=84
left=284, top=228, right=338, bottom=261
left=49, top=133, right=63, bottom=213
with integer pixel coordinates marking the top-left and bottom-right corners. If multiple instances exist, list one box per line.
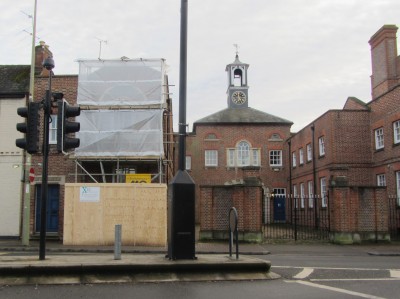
left=273, top=195, right=286, bottom=222
left=35, top=185, right=60, bottom=233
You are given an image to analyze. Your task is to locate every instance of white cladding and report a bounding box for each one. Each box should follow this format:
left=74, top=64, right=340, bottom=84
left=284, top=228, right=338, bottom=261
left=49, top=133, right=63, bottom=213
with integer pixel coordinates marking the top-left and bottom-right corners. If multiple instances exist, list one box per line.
left=77, top=59, right=165, bottom=106
left=75, top=59, right=166, bottom=157
left=75, top=109, right=163, bottom=157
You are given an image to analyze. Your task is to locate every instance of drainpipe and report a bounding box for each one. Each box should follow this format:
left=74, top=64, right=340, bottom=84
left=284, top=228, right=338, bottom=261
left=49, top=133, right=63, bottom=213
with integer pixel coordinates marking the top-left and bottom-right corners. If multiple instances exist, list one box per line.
left=288, top=139, right=293, bottom=223
left=311, top=124, right=318, bottom=228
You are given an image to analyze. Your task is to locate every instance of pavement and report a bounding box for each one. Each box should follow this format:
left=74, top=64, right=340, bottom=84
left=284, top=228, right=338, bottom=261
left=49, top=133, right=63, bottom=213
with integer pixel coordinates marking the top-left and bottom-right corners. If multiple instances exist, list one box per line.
left=1, top=239, right=399, bottom=285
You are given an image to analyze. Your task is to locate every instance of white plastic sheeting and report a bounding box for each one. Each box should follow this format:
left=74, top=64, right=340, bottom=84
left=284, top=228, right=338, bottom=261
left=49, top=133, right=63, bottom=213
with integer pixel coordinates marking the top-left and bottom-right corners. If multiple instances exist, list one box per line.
left=75, top=110, right=164, bottom=157
left=77, top=59, right=166, bottom=106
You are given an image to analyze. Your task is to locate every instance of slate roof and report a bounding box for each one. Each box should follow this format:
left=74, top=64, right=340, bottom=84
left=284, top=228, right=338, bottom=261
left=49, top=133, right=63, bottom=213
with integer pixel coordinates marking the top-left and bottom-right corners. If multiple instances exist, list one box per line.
left=193, top=107, right=293, bottom=128
left=0, top=65, right=30, bottom=98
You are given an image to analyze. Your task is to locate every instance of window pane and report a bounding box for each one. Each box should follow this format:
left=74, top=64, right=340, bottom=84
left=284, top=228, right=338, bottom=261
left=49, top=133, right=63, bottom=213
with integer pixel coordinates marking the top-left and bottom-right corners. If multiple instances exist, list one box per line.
left=308, top=181, right=313, bottom=208
left=394, top=121, right=400, bottom=144
left=299, top=148, right=304, bottom=164
left=318, top=137, right=325, bottom=156
left=237, top=141, right=250, bottom=166
left=49, top=115, right=58, bottom=144
left=376, top=174, right=386, bottom=186
left=185, top=156, right=191, bottom=170
left=205, top=150, right=218, bottom=166
left=269, top=150, right=282, bottom=166
left=251, top=149, right=260, bottom=166
left=292, top=152, right=297, bottom=167
left=300, top=183, right=305, bottom=208
left=227, top=149, right=235, bottom=167
left=320, top=177, right=327, bottom=207
left=307, top=144, right=312, bottom=161
left=375, top=128, right=384, bottom=150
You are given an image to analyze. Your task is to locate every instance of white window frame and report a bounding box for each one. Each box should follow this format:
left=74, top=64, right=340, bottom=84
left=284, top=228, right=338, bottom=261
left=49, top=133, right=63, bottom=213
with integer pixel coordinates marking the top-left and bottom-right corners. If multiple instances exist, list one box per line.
left=300, top=183, right=305, bottom=208
left=318, top=136, right=325, bottom=156
left=376, top=174, right=386, bottom=186
left=293, top=185, right=298, bottom=209
left=251, top=149, right=260, bottom=166
left=299, top=148, right=304, bottom=165
left=292, top=152, right=297, bottom=167
left=375, top=127, right=384, bottom=150
left=269, top=150, right=282, bottom=166
left=226, top=142, right=260, bottom=167
left=237, top=141, right=250, bottom=166
left=306, top=143, right=312, bottom=161
left=185, top=156, right=192, bottom=171
left=205, top=150, right=218, bottom=167
left=320, top=177, right=327, bottom=208
left=308, top=180, right=314, bottom=208
left=227, top=149, right=235, bottom=167
left=393, top=120, right=400, bottom=144
left=49, top=114, right=58, bottom=145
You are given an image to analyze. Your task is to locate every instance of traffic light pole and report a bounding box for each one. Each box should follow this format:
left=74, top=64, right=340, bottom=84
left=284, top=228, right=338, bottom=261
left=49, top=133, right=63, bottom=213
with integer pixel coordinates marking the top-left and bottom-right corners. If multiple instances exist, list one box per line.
left=39, top=89, right=50, bottom=260
left=39, top=59, right=54, bottom=260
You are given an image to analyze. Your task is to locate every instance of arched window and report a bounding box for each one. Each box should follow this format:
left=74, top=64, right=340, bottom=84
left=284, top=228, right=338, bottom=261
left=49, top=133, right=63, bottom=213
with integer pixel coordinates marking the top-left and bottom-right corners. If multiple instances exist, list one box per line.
left=234, top=69, right=243, bottom=86
left=227, top=141, right=260, bottom=167
left=237, top=141, right=250, bottom=166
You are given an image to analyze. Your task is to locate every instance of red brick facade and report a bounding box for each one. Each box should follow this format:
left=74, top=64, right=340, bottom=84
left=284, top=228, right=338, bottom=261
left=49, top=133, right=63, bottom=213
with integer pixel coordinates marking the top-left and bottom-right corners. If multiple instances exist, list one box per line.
left=182, top=25, right=400, bottom=243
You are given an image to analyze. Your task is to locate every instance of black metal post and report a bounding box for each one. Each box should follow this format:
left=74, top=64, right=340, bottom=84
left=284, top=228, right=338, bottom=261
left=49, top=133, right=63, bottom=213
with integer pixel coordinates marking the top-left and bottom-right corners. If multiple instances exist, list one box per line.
left=178, top=0, right=188, bottom=171
left=39, top=58, right=54, bottom=260
left=166, top=0, right=195, bottom=260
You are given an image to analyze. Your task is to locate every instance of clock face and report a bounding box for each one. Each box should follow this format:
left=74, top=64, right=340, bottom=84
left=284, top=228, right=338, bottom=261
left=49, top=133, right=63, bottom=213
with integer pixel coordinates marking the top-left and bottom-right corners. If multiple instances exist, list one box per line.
left=231, top=91, right=247, bottom=105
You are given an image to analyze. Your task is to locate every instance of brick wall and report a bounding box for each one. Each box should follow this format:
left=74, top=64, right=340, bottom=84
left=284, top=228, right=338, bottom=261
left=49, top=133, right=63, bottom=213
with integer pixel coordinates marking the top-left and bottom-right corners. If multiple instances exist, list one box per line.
left=329, top=186, right=389, bottom=243
left=199, top=185, right=263, bottom=242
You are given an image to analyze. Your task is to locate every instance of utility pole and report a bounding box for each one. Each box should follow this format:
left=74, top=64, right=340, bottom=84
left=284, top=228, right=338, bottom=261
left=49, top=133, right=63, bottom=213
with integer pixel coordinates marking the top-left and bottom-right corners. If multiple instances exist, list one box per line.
left=22, top=0, right=38, bottom=246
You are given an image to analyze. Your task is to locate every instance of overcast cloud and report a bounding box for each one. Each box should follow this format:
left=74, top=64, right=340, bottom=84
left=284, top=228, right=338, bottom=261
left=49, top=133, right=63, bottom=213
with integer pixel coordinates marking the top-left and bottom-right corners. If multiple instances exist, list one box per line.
left=1, top=0, right=399, bottom=132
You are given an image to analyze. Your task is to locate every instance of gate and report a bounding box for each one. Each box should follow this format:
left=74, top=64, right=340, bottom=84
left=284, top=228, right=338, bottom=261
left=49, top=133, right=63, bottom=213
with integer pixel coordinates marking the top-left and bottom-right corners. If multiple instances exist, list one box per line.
left=264, top=194, right=330, bottom=241
left=388, top=195, right=400, bottom=241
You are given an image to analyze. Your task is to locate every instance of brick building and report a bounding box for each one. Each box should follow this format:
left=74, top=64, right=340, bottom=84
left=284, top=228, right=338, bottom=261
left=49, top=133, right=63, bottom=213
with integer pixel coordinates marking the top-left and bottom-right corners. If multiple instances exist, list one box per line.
left=184, top=54, right=293, bottom=241
left=21, top=43, right=174, bottom=240
left=288, top=25, right=400, bottom=243
left=182, top=25, right=400, bottom=243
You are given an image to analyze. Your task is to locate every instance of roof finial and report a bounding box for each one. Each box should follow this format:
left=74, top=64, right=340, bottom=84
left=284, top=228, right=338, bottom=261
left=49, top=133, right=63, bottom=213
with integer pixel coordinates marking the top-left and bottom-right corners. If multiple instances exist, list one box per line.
left=233, top=43, right=239, bottom=57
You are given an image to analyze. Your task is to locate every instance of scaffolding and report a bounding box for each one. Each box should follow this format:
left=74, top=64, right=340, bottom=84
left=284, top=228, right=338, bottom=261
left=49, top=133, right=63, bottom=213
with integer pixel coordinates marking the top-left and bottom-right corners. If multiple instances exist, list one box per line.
left=71, top=59, right=174, bottom=184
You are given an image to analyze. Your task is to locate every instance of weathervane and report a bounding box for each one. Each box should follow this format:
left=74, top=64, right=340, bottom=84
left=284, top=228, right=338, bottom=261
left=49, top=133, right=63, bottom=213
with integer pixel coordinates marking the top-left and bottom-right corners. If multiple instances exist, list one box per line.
left=233, top=43, right=239, bottom=56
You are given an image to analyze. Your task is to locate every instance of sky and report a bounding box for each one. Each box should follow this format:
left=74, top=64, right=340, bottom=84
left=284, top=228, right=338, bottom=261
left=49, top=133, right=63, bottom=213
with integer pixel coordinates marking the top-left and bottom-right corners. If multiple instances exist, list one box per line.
left=1, top=0, right=399, bottom=132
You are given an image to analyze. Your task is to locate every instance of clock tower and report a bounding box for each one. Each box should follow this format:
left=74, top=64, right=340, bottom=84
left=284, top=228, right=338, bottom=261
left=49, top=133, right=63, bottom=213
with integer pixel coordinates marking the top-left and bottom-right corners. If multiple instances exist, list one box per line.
left=226, top=51, right=249, bottom=108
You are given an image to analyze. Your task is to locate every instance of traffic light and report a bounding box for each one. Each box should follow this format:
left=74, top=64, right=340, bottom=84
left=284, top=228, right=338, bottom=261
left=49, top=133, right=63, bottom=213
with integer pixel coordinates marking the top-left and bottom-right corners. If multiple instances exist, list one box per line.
left=57, top=101, right=81, bottom=152
left=16, top=102, right=40, bottom=154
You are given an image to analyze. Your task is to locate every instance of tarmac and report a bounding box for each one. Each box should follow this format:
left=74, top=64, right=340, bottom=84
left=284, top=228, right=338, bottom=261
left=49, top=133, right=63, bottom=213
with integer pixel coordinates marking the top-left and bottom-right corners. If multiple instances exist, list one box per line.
left=1, top=239, right=399, bottom=285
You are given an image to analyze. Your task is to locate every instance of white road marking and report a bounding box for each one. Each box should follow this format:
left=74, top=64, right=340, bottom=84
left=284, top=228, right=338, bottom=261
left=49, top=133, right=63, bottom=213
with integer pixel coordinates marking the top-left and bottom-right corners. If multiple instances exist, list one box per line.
left=293, top=267, right=314, bottom=279
left=286, top=280, right=387, bottom=299
left=311, top=278, right=400, bottom=282
left=273, top=265, right=382, bottom=271
left=390, top=270, right=400, bottom=278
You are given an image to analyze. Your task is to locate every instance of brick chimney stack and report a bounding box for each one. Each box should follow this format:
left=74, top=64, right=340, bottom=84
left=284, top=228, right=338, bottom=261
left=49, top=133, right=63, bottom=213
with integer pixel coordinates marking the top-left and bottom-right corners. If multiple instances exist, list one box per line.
left=369, top=25, right=399, bottom=100
left=35, top=41, right=54, bottom=77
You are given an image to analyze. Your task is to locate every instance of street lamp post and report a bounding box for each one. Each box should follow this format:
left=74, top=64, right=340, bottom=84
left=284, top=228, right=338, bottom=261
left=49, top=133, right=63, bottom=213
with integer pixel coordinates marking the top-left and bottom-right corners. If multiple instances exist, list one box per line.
left=39, top=57, right=54, bottom=260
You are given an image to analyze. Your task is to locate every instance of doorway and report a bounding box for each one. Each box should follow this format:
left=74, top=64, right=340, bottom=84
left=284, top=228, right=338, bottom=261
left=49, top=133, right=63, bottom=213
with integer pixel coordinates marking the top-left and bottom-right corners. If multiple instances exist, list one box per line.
left=35, top=184, right=60, bottom=233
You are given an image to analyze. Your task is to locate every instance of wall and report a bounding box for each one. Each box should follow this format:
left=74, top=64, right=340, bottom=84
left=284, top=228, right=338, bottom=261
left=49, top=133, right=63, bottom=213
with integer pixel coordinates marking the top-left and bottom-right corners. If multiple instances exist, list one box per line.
left=199, top=184, right=263, bottom=242
left=329, top=186, right=389, bottom=244
left=63, top=183, right=167, bottom=246
left=0, top=97, right=26, bottom=236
